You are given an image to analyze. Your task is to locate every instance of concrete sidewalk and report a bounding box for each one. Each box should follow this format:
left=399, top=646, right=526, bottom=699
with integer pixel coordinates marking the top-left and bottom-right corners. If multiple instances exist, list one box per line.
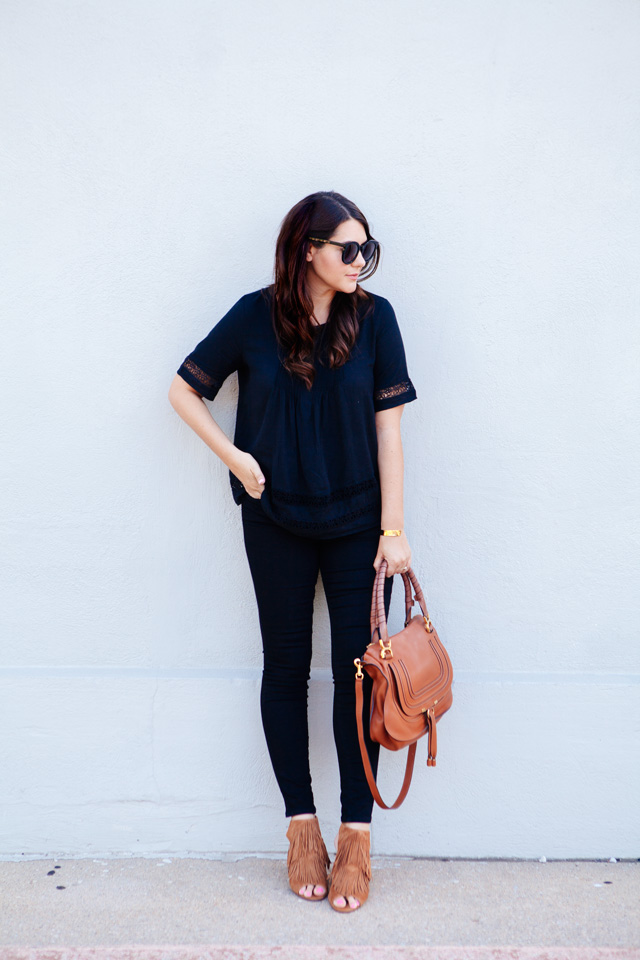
left=0, top=858, right=638, bottom=960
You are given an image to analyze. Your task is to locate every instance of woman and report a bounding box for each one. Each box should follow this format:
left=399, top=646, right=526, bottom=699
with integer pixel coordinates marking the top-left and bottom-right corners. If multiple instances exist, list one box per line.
left=168, top=191, right=417, bottom=912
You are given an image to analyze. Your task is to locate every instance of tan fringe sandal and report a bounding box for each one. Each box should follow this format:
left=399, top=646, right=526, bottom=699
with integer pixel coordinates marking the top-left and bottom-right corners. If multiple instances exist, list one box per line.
left=285, top=816, right=331, bottom=901
left=329, top=823, right=371, bottom=912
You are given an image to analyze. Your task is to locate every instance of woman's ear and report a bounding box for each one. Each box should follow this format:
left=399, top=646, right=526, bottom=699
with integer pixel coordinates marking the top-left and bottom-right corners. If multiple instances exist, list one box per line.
left=306, top=247, right=314, bottom=262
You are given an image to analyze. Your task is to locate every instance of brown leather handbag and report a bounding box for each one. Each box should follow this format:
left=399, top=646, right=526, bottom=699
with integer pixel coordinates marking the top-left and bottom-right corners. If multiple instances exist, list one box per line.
left=354, top=558, right=454, bottom=809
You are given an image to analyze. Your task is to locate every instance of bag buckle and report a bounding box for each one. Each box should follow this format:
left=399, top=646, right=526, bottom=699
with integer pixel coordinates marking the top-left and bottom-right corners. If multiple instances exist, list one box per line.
left=379, top=637, right=394, bottom=659
left=423, top=614, right=433, bottom=633
left=354, top=658, right=364, bottom=680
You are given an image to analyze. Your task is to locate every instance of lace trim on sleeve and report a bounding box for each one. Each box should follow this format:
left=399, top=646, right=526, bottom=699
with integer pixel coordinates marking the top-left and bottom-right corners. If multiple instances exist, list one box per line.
left=183, top=358, right=221, bottom=390
left=375, top=380, right=413, bottom=400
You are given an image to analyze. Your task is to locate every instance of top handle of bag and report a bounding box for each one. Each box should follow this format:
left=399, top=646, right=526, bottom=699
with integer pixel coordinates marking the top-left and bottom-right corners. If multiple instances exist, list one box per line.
left=370, top=558, right=433, bottom=657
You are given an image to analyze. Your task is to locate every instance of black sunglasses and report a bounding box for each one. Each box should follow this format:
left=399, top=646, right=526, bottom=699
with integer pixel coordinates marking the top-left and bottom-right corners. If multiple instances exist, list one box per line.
left=308, top=236, right=379, bottom=265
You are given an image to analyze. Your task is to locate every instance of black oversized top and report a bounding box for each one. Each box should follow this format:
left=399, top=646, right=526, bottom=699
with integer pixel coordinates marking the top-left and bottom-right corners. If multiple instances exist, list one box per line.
left=177, top=287, right=417, bottom=538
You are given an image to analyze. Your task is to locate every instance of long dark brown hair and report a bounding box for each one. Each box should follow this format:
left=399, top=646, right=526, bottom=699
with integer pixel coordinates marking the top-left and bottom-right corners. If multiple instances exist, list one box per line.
left=265, top=191, right=380, bottom=390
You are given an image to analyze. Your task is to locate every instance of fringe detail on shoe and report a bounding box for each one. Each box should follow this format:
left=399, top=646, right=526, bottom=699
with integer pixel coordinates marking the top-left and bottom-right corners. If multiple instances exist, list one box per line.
left=286, top=817, right=331, bottom=893
left=330, top=825, right=372, bottom=903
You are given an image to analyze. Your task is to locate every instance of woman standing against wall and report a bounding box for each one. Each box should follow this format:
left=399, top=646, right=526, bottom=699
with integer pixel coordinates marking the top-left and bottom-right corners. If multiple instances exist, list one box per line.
left=168, top=191, right=417, bottom=912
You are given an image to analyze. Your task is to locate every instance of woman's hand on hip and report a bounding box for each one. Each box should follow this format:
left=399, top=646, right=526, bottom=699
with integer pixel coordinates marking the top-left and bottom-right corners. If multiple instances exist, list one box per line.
left=373, top=532, right=411, bottom=577
left=230, top=450, right=266, bottom=499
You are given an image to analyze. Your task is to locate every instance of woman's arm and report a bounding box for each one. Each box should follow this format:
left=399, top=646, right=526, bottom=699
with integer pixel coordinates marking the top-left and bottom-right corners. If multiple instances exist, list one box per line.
left=168, top=375, right=265, bottom=498
left=373, top=404, right=412, bottom=576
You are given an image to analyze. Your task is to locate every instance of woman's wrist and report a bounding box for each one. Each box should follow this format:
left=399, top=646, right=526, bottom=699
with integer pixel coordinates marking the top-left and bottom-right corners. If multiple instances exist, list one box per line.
left=224, top=445, right=245, bottom=472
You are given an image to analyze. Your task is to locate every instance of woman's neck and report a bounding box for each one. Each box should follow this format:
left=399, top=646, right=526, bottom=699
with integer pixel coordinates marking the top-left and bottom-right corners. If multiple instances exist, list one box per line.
left=311, top=309, right=330, bottom=326
left=306, top=274, right=335, bottom=326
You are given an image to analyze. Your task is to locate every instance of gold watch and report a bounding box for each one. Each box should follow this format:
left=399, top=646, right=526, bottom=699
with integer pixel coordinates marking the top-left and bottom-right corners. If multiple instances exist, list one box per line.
left=380, top=529, right=402, bottom=536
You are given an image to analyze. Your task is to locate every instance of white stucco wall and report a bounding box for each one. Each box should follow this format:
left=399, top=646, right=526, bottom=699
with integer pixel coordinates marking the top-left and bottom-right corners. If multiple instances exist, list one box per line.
left=1, top=0, right=638, bottom=860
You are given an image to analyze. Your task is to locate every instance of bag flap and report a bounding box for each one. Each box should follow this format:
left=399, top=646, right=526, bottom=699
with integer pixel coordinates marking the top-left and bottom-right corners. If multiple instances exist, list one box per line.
left=386, top=619, right=453, bottom=716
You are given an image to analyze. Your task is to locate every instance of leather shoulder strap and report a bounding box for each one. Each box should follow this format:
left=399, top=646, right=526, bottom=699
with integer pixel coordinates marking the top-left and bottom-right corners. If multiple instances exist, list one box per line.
left=355, top=677, right=417, bottom=810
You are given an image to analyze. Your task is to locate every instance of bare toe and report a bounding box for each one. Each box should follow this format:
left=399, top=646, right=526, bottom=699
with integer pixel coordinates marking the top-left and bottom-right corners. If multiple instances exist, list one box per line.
left=348, top=895, right=360, bottom=909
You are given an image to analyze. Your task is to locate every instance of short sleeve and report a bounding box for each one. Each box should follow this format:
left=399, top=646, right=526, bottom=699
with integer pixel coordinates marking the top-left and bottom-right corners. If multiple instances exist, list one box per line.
left=373, top=299, right=418, bottom=412
left=176, top=296, right=247, bottom=401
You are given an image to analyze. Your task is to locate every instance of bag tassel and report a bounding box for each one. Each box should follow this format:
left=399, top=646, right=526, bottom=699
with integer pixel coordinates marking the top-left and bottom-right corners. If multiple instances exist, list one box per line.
left=426, top=708, right=437, bottom=767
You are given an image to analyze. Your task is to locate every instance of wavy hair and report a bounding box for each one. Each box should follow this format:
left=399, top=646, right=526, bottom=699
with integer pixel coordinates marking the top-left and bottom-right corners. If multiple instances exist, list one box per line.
left=265, top=191, right=379, bottom=390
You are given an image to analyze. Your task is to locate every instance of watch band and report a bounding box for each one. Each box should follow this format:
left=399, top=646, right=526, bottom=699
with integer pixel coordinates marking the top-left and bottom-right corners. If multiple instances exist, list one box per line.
left=380, top=529, right=402, bottom=536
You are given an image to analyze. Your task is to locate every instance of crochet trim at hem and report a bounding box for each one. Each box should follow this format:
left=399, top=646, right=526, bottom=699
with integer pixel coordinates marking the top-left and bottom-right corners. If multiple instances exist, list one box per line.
left=271, top=477, right=377, bottom=507
left=270, top=502, right=379, bottom=531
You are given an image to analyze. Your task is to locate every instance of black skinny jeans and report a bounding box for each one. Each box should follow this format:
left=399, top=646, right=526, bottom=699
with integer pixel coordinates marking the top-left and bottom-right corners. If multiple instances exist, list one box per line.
left=241, top=494, right=393, bottom=823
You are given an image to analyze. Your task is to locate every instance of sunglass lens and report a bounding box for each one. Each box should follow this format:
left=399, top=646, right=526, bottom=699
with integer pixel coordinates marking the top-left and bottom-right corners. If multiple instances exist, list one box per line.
left=342, top=242, right=359, bottom=264
left=362, top=240, right=377, bottom=262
